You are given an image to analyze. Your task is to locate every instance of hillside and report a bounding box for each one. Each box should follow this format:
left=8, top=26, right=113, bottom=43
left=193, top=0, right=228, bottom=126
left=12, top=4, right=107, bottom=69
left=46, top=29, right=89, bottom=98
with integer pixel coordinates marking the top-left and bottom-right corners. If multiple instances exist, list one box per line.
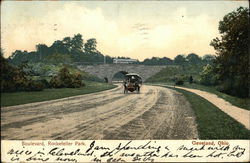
left=146, top=64, right=203, bottom=83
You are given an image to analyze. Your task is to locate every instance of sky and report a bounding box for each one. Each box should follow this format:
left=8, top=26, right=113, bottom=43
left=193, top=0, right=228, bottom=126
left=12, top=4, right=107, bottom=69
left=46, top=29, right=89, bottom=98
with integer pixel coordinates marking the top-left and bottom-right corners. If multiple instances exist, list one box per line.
left=1, top=0, right=249, bottom=61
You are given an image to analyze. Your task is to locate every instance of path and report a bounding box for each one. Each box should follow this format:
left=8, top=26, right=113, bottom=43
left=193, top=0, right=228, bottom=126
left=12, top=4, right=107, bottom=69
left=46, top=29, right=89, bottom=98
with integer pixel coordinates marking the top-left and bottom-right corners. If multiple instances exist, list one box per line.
left=159, top=84, right=250, bottom=130
left=1, top=84, right=198, bottom=140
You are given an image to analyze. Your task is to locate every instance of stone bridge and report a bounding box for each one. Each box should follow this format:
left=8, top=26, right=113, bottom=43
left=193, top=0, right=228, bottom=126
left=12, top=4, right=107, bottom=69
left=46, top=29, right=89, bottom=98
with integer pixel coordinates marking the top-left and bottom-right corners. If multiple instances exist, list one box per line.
left=77, top=64, right=166, bottom=83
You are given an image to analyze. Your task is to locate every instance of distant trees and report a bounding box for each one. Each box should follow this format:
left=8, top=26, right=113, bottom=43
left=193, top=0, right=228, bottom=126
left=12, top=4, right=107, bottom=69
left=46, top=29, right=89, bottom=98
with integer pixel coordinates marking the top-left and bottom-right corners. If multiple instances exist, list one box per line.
left=36, top=44, right=50, bottom=61
left=202, top=54, right=216, bottom=64
left=141, top=54, right=213, bottom=65
left=174, top=55, right=186, bottom=65
left=186, top=53, right=202, bottom=65
left=173, top=53, right=203, bottom=65
left=8, top=33, right=106, bottom=65
left=71, top=34, right=84, bottom=55
left=143, top=57, right=173, bottom=65
left=7, top=32, right=216, bottom=67
left=84, top=38, right=97, bottom=54
left=210, top=7, right=249, bottom=97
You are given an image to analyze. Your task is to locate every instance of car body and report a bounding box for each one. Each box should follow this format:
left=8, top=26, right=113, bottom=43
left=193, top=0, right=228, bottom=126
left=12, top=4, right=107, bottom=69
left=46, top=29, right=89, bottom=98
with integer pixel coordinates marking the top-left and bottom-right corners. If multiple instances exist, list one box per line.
left=123, top=73, right=142, bottom=93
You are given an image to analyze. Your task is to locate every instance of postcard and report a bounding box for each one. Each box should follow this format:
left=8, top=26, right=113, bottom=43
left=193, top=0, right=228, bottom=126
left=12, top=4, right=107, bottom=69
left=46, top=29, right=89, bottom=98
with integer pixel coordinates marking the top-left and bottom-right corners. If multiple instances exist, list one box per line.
left=1, top=0, right=249, bottom=162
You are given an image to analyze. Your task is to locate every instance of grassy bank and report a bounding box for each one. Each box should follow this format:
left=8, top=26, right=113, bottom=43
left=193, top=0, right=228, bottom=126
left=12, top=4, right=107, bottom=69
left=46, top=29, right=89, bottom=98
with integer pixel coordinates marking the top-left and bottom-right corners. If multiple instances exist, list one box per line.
left=180, top=83, right=250, bottom=110
left=164, top=86, right=250, bottom=139
left=146, top=65, right=203, bottom=83
left=1, top=82, right=116, bottom=107
left=151, top=82, right=249, bottom=110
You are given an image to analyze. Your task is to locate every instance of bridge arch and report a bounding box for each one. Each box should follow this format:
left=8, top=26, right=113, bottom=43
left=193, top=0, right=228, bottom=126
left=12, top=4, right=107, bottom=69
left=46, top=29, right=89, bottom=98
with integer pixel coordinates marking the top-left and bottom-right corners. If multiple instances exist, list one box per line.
left=112, top=71, right=128, bottom=82
left=77, top=64, right=166, bottom=83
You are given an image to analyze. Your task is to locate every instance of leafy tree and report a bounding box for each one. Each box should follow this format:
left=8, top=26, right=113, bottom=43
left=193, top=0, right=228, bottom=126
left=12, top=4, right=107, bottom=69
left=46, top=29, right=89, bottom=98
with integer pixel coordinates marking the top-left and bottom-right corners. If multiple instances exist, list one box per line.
left=84, top=38, right=97, bottom=54
left=62, top=37, right=72, bottom=53
left=210, top=7, right=249, bottom=97
left=142, top=57, right=173, bottom=65
left=174, top=54, right=186, bottom=65
left=186, top=53, right=202, bottom=65
left=71, top=34, right=84, bottom=55
left=199, top=64, right=218, bottom=86
left=9, top=50, right=32, bottom=65
left=202, top=54, right=216, bottom=64
left=50, top=40, right=69, bottom=55
left=161, top=57, right=173, bottom=65
left=36, top=44, right=49, bottom=60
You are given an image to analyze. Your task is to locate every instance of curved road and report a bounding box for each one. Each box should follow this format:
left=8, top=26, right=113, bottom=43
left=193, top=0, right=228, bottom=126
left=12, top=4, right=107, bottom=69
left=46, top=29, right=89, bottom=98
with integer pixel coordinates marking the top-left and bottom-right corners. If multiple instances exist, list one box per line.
left=1, top=85, right=198, bottom=140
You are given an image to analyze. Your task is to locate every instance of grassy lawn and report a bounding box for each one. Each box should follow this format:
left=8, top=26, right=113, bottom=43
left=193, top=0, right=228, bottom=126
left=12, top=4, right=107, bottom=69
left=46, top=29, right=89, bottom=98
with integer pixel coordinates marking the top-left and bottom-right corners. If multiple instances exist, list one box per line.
left=164, top=86, right=250, bottom=139
left=179, top=83, right=249, bottom=110
left=1, top=82, right=116, bottom=107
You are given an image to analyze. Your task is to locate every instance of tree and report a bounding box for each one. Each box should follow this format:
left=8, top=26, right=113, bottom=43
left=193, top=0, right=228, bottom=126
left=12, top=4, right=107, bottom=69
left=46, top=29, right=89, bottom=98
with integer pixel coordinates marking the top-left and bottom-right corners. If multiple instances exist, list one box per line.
left=202, top=54, right=216, bottom=64
left=36, top=44, right=49, bottom=60
left=174, top=54, right=186, bottom=65
left=62, top=37, right=72, bottom=53
left=210, top=7, right=249, bottom=97
left=142, top=57, right=173, bottom=65
left=161, top=57, right=173, bottom=65
left=186, top=53, right=202, bottom=65
left=199, top=64, right=218, bottom=86
left=71, top=34, right=84, bottom=55
left=9, top=50, right=30, bottom=65
left=50, top=40, right=68, bottom=55
left=84, top=38, right=97, bottom=54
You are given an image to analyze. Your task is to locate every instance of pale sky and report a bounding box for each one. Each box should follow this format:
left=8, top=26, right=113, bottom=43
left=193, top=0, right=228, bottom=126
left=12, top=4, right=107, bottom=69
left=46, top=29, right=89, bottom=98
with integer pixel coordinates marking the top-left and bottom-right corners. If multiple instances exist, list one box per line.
left=1, top=0, right=249, bottom=61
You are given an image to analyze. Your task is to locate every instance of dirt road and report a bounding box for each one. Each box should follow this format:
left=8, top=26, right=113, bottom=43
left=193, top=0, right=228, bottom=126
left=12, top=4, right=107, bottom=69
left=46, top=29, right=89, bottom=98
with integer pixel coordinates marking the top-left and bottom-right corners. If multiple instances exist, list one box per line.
left=161, top=85, right=250, bottom=130
left=1, top=85, right=198, bottom=140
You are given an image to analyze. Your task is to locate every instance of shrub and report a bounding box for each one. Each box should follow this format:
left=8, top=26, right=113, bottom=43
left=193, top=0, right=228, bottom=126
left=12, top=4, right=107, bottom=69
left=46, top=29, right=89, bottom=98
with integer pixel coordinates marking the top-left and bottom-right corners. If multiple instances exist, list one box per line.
left=39, top=79, right=51, bottom=88
left=50, top=67, right=84, bottom=88
left=50, top=76, right=63, bottom=88
left=216, top=78, right=250, bottom=98
left=199, top=64, right=218, bottom=86
left=175, top=80, right=184, bottom=85
left=26, top=80, right=45, bottom=91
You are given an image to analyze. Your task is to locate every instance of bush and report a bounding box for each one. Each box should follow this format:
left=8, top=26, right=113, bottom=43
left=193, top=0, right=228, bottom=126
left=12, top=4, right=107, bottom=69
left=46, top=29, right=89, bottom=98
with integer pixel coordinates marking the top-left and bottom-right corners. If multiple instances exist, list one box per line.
left=1, top=80, right=16, bottom=92
left=199, top=64, right=218, bottom=86
left=39, top=79, right=51, bottom=88
left=26, top=80, right=45, bottom=91
left=175, top=80, right=184, bottom=85
left=50, top=67, right=84, bottom=88
left=50, top=76, right=63, bottom=88
left=216, top=78, right=250, bottom=98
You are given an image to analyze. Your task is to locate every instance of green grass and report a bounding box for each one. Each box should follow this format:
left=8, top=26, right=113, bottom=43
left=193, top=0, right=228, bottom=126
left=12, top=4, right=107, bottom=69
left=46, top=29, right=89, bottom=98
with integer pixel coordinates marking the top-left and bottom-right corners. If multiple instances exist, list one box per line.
left=164, top=86, right=250, bottom=139
left=156, top=82, right=249, bottom=110
left=1, top=82, right=116, bottom=107
left=149, top=82, right=249, bottom=110
left=180, top=83, right=250, bottom=110
left=146, top=64, right=203, bottom=83
left=146, top=63, right=249, bottom=110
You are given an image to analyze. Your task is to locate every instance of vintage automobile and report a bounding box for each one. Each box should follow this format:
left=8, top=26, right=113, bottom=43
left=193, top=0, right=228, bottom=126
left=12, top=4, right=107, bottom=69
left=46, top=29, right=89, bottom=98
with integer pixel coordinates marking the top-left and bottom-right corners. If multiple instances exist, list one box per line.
left=123, top=73, right=142, bottom=94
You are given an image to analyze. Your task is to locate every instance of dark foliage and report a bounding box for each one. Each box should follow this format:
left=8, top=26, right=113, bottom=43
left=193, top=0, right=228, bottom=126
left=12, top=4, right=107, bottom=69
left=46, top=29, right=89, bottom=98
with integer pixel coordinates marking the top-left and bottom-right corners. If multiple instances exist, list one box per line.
left=50, top=67, right=84, bottom=88
left=1, top=55, right=45, bottom=92
left=210, top=7, right=249, bottom=97
left=142, top=57, right=173, bottom=65
left=175, top=80, right=184, bottom=85
left=8, top=34, right=107, bottom=65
